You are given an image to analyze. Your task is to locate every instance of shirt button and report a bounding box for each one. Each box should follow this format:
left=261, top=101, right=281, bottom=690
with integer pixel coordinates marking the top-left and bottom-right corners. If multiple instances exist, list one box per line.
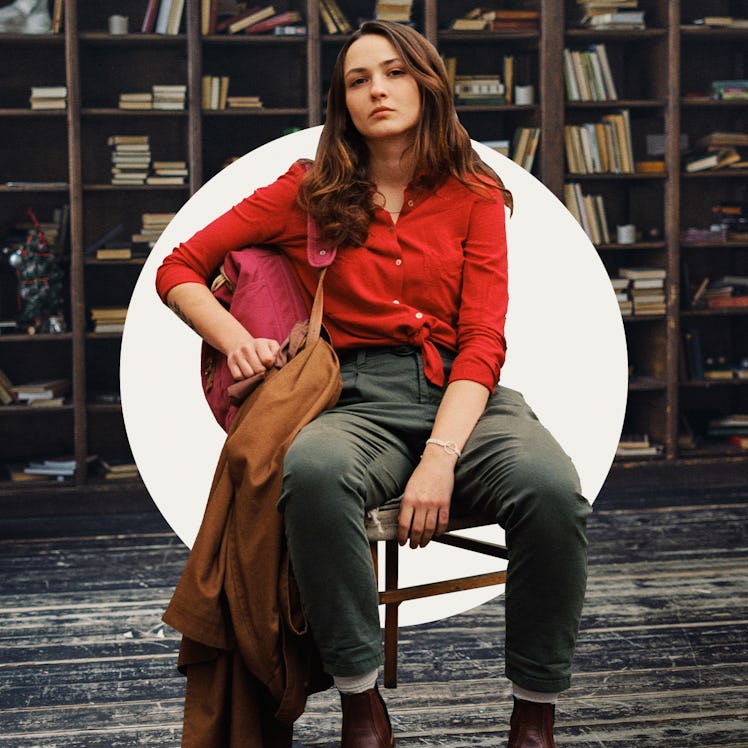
left=319, top=249, right=327, bottom=256
left=407, top=200, right=414, bottom=207
left=393, top=299, right=400, bottom=305
left=415, top=312, right=423, bottom=319
left=388, top=226, right=394, bottom=233
left=395, top=259, right=402, bottom=266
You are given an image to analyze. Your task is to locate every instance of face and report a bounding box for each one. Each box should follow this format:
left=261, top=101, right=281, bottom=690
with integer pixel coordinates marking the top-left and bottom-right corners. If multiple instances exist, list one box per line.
left=343, top=34, right=421, bottom=146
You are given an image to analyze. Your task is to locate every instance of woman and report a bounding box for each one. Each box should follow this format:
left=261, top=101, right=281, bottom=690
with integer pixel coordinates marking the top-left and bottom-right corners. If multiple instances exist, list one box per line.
left=157, top=20, right=590, bottom=748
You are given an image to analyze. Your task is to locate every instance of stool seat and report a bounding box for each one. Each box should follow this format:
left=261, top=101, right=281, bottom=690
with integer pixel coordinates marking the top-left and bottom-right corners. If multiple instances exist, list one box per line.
left=364, top=502, right=508, bottom=688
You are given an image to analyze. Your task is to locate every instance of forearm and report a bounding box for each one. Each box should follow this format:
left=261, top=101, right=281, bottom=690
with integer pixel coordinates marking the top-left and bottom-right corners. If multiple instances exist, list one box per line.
left=165, top=282, right=252, bottom=356
left=398, top=379, right=490, bottom=547
left=423, top=379, right=490, bottom=462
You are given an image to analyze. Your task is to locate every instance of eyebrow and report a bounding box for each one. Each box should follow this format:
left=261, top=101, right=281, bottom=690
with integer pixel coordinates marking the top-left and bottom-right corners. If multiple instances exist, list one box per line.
left=344, top=58, right=403, bottom=78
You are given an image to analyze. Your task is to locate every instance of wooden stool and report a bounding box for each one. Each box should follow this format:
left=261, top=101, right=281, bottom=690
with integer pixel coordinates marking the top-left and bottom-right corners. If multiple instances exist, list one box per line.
left=365, top=503, right=508, bottom=688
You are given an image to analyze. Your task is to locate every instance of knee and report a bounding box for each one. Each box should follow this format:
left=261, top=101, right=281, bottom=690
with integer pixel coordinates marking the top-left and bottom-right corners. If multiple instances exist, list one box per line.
left=281, top=430, right=364, bottom=522
left=499, top=451, right=589, bottom=539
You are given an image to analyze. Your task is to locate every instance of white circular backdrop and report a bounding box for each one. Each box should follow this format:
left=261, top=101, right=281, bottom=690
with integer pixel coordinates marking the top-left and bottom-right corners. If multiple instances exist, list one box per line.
left=121, top=126, right=628, bottom=627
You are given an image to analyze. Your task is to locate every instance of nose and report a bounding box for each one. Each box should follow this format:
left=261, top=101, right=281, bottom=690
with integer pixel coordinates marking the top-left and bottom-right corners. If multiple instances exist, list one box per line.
left=370, top=72, right=387, bottom=98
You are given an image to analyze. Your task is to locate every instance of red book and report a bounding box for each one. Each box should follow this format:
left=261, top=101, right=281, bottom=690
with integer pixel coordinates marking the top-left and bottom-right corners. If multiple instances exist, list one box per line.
left=243, top=10, right=302, bottom=33
left=707, top=294, right=748, bottom=309
left=141, top=0, right=160, bottom=32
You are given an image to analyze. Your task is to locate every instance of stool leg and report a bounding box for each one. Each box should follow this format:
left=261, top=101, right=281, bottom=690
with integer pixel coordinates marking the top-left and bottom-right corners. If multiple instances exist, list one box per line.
left=383, top=539, right=399, bottom=688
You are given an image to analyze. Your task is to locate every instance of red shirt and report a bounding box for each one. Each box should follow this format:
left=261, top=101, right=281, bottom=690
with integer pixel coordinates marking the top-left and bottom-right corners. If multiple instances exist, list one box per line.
left=156, top=161, right=508, bottom=390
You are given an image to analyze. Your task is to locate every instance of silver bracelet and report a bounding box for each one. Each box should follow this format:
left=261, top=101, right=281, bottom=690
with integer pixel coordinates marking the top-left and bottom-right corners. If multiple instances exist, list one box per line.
left=425, top=438, right=462, bottom=459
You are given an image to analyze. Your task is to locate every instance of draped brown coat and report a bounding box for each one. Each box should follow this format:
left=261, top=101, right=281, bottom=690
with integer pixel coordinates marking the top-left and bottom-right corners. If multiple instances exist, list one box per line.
left=163, top=307, right=342, bottom=747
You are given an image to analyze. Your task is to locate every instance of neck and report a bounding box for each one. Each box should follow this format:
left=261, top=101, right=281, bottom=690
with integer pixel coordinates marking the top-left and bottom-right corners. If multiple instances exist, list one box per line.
left=366, top=138, right=416, bottom=188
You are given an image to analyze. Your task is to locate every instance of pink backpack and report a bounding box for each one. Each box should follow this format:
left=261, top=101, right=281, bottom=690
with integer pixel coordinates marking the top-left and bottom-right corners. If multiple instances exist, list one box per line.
left=201, top=218, right=336, bottom=431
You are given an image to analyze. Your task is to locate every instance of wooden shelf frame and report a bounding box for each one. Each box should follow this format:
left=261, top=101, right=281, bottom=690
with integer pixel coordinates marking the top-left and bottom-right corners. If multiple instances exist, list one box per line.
left=0, top=0, right=746, bottom=507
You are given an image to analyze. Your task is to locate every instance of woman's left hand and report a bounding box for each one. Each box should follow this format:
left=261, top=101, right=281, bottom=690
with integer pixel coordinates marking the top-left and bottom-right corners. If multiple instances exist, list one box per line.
left=397, top=455, right=455, bottom=548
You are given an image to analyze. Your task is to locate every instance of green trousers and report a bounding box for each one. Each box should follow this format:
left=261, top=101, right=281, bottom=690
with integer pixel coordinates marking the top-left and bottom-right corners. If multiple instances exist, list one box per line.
left=281, top=346, right=590, bottom=693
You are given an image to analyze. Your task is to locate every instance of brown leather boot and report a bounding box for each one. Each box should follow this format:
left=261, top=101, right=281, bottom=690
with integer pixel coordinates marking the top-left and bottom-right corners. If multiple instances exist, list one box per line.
left=340, top=686, right=396, bottom=747
left=507, top=698, right=556, bottom=748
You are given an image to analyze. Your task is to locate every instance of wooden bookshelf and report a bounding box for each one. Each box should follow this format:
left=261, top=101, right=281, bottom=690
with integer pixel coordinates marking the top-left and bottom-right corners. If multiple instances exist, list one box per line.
left=0, top=0, right=746, bottom=512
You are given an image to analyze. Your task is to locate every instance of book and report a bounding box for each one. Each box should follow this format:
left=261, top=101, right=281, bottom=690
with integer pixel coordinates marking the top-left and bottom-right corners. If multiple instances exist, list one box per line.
left=696, top=132, right=748, bottom=150
left=52, top=0, right=63, bottom=33
left=0, top=369, right=17, bottom=405
left=15, top=378, right=71, bottom=402
left=686, top=148, right=741, bottom=172
left=84, top=225, right=124, bottom=255
left=320, top=0, right=351, bottom=33
left=167, top=0, right=185, bottom=34
left=155, top=0, right=173, bottom=33
left=142, top=0, right=161, bottom=32
left=221, top=5, right=276, bottom=33
left=618, top=267, right=666, bottom=280
left=96, top=247, right=133, bottom=261
left=683, top=329, right=704, bottom=380
left=243, top=10, right=302, bottom=34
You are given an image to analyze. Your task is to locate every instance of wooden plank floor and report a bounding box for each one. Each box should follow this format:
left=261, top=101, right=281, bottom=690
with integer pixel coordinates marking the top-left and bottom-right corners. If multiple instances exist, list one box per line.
left=0, top=483, right=746, bottom=746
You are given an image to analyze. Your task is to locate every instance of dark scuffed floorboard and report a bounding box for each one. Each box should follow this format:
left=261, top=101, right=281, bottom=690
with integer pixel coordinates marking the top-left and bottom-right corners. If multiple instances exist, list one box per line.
left=0, top=485, right=746, bottom=747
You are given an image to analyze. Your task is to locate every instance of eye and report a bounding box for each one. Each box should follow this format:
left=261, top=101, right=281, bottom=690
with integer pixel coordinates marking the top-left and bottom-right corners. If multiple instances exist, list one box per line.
left=388, top=68, right=407, bottom=78
left=348, top=76, right=367, bottom=88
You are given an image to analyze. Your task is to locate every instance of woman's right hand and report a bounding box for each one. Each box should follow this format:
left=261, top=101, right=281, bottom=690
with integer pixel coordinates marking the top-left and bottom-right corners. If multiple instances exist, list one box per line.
left=166, top=282, right=282, bottom=381
left=226, top=336, right=281, bottom=381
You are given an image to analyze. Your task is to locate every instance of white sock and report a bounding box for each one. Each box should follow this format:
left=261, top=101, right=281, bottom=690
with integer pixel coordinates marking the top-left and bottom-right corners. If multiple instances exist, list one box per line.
left=512, top=683, right=559, bottom=704
left=334, top=669, right=379, bottom=694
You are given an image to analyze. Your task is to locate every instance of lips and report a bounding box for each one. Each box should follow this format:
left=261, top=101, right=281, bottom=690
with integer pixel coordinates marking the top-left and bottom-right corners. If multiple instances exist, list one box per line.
left=370, top=106, right=394, bottom=117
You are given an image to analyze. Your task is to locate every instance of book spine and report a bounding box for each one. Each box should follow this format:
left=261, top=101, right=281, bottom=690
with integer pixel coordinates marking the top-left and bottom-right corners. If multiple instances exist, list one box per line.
left=155, top=0, right=172, bottom=34
left=142, top=0, right=160, bottom=32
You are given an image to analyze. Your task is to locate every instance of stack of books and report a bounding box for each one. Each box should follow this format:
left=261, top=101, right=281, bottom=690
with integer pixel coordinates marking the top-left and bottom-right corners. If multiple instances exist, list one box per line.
left=108, top=135, right=151, bottom=186
left=713, top=202, right=748, bottom=241
left=511, top=127, right=541, bottom=173
left=147, top=160, right=188, bottom=186
left=610, top=277, right=632, bottom=316
left=685, top=132, right=748, bottom=173
left=564, top=109, right=635, bottom=174
left=132, top=213, right=175, bottom=248
left=450, top=8, right=539, bottom=31
left=29, top=86, right=67, bottom=110
left=93, top=458, right=140, bottom=481
left=615, top=434, right=663, bottom=460
left=118, top=92, right=153, bottom=110
left=200, top=2, right=304, bottom=35
left=153, top=84, right=187, bottom=110
left=703, top=275, right=748, bottom=310
left=119, top=84, right=187, bottom=111
left=18, top=456, right=76, bottom=481
left=454, top=75, right=505, bottom=105
left=374, top=0, right=412, bottom=24
left=563, top=45, right=618, bottom=102
left=575, top=1, right=645, bottom=30
left=227, top=95, right=263, bottom=109
left=563, top=182, right=611, bottom=245
left=14, top=377, right=71, bottom=406
left=710, top=79, right=748, bottom=100
left=215, top=4, right=276, bottom=33
left=706, top=414, right=748, bottom=447
left=90, top=306, right=128, bottom=334
left=618, top=267, right=666, bottom=316
left=319, top=0, right=351, bottom=33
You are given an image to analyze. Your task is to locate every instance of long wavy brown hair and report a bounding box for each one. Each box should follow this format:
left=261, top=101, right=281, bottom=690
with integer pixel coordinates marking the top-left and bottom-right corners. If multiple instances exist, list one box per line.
left=297, top=20, right=513, bottom=248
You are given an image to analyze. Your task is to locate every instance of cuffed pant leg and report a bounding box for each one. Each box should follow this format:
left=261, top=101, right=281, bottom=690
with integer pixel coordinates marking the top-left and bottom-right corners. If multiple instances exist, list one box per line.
left=281, top=410, right=413, bottom=678
left=453, top=386, right=591, bottom=693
